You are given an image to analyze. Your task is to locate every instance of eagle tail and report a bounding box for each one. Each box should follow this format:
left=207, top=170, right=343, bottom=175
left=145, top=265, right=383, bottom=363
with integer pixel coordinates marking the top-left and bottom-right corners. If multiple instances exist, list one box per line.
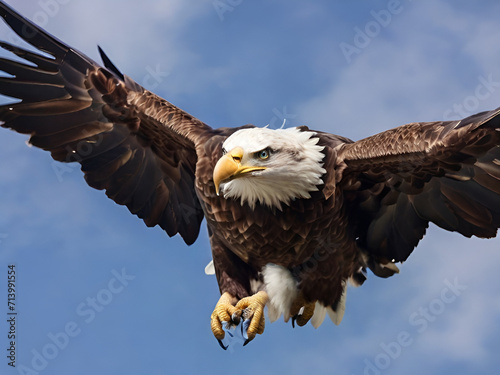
left=311, top=281, right=348, bottom=328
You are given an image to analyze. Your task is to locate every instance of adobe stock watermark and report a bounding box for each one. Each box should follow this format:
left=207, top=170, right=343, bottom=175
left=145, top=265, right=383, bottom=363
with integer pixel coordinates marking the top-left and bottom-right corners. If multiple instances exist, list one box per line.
left=16, top=268, right=135, bottom=375
left=142, top=64, right=170, bottom=91
left=268, top=106, right=298, bottom=129
left=290, top=244, right=333, bottom=283
left=354, top=277, right=467, bottom=375
left=5, top=0, right=71, bottom=46
left=51, top=129, right=104, bottom=182
left=26, top=0, right=72, bottom=29
left=213, top=0, right=244, bottom=21
left=443, top=74, right=500, bottom=120
left=340, top=0, right=411, bottom=64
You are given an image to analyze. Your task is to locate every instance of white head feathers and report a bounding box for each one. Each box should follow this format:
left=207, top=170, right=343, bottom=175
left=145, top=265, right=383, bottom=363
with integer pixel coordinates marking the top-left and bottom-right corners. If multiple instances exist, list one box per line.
left=218, top=127, right=326, bottom=209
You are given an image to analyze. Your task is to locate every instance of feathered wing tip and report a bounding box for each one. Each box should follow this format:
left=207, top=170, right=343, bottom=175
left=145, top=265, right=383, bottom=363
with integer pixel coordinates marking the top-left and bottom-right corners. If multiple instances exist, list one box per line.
left=0, top=1, right=68, bottom=58
left=98, top=46, right=124, bottom=80
left=0, top=1, right=207, bottom=246
left=341, top=110, right=500, bottom=265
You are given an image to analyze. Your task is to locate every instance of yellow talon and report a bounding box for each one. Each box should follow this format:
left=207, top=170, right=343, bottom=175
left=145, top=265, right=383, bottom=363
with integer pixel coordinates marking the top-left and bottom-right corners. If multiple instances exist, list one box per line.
left=294, top=302, right=316, bottom=327
left=234, top=291, right=269, bottom=344
left=290, top=293, right=316, bottom=327
left=210, top=292, right=239, bottom=341
left=210, top=291, right=269, bottom=348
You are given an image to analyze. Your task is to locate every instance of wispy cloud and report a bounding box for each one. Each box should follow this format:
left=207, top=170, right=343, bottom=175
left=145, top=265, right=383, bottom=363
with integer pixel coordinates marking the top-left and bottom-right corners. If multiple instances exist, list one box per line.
left=298, top=1, right=500, bottom=140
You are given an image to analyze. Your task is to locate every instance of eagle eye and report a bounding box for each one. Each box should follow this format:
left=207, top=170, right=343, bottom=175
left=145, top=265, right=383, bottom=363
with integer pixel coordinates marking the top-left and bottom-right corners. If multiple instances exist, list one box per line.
left=256, top=148, right=271, bottom=160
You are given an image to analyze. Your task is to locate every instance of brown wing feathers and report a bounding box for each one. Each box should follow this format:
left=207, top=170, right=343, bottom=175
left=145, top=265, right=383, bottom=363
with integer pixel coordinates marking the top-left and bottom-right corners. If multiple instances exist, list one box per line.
left=0, top=1, right=207, bottom=245
left=340, top=109, right=500, bottom=264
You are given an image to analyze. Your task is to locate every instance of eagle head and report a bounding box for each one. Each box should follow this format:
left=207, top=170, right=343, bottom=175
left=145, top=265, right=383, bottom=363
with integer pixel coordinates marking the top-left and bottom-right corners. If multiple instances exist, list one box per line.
left=213, top=127, right=326, bottom=209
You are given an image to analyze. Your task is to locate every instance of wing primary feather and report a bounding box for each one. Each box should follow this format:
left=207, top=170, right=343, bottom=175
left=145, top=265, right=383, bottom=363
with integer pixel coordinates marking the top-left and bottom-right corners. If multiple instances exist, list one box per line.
left=0, top=1, right=68, bottom=58
left=98, top=46, right=125, bottom=81
left=0, top=1, right=208, bottom=246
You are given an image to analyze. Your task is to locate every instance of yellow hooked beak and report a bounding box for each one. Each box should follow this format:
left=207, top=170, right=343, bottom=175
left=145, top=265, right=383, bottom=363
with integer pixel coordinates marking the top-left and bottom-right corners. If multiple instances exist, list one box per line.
left=213, top=147, right=267, bottom=195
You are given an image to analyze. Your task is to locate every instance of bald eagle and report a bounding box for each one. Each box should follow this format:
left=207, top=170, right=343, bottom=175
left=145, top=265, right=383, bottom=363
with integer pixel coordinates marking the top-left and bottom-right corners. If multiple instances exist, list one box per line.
left=0, top=2, right=499, bottom=349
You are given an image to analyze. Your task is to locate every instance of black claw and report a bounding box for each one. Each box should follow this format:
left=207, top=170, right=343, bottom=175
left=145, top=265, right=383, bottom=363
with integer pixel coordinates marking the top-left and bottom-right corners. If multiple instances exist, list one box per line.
left=292, top=316, right=296, bottom=328
left=217, top=338, right=228, bottom=350
left=231, top=311, right=242, bottom=325
left=243, top=338, right=251, bottom=347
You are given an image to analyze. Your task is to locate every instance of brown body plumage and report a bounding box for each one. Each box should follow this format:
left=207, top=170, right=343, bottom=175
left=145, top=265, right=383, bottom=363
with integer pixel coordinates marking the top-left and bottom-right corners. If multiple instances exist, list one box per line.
left=0, top=1, right=498, bottom=346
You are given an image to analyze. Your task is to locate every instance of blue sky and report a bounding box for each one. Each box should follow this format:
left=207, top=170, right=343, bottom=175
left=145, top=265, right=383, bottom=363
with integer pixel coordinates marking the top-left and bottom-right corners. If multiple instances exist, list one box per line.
left=0, top=0, right=500, bottom=374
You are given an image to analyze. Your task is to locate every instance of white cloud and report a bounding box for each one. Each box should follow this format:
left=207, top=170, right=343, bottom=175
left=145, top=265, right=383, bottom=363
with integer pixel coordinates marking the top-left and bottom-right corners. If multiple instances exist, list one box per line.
left=298, top=1, right=500, bottom=141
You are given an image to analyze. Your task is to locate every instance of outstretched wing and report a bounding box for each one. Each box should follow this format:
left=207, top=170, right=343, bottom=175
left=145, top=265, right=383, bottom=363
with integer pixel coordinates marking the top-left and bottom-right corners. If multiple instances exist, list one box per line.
left=338, top=109, right=500, bottom=269
left=0, top=1, right=213, bottom=244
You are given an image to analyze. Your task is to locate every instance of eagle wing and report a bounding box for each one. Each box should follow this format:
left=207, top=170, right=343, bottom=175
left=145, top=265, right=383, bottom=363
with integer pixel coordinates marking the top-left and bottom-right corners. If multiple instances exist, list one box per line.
left=0, top=2, right=212, bottom=244
left=337, top=109, right=500, bottom=267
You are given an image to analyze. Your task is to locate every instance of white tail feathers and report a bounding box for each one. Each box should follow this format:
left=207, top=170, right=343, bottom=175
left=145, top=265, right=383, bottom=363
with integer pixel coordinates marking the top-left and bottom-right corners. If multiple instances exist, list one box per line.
left=311, top=281, right=348, bottom=328
left=311, top=303, right=327, bottom=328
